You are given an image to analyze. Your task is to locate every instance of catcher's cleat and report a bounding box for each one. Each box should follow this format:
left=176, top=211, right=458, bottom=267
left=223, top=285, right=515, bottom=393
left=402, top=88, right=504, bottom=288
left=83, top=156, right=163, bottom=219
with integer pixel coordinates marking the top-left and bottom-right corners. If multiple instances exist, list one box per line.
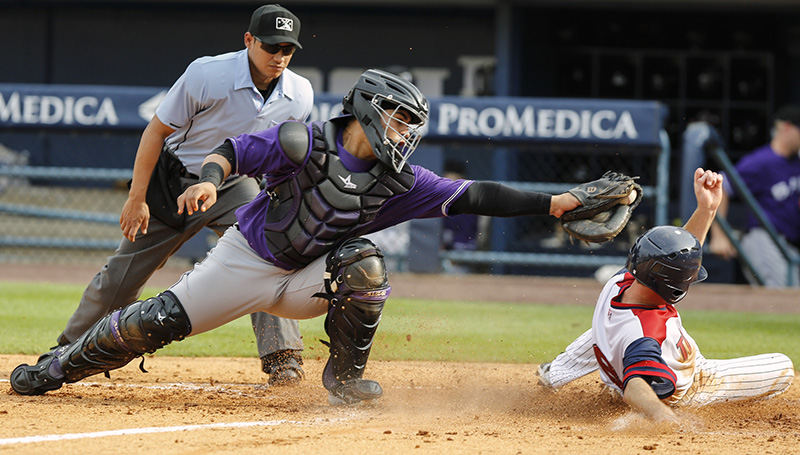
left=327, top=378, right=383, bottom=405
left=262, top=350, right=305, bottom=387
left=537, top=362, right=556, bottom=390
left=10, top=357, right=65, bottom=396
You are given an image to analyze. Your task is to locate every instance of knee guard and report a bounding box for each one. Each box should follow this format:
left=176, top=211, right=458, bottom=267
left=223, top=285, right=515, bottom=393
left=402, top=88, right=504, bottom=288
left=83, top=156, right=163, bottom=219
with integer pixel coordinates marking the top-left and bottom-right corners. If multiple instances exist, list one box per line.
left=57, top=291, right=192, bottom=383
left=319, top=238, right=390, bottom=390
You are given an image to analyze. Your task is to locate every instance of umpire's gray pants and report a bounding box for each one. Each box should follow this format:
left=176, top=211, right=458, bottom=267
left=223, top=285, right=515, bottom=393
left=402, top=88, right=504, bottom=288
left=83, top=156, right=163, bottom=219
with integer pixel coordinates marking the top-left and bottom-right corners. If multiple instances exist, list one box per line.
left=59, top=177, right=302, bottom=358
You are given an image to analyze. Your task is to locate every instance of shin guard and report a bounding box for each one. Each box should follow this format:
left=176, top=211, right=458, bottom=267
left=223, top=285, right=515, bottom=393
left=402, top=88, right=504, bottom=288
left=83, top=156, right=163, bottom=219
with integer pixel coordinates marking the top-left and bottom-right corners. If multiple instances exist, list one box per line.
left=57, top=291, right=192, bottom=383
left=319, top=238, right=390, bottom=390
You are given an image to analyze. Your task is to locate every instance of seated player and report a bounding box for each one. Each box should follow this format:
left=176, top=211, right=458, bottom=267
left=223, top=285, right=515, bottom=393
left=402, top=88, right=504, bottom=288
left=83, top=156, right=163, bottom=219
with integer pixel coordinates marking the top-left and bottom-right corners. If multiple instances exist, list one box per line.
left=538, top=168, right=794, bottom=422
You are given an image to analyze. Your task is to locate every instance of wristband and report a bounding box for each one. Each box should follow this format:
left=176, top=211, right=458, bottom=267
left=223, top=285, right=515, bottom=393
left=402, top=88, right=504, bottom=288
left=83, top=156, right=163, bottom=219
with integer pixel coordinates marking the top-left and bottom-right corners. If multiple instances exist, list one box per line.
left=199, top=162, right=225, bottom=188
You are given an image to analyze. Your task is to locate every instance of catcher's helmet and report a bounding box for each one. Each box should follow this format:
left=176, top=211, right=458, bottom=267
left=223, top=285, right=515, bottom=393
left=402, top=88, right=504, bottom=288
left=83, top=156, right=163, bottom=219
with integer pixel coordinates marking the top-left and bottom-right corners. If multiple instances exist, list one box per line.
left=626, top=226, right=708, bottom=305
left=342, top=69, right=428, bottom=173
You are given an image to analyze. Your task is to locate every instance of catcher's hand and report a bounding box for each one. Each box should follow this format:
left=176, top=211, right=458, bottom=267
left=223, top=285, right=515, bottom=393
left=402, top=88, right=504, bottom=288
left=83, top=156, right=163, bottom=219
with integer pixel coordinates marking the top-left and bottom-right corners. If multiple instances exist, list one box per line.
left=560, top=171, right=642, bottom=243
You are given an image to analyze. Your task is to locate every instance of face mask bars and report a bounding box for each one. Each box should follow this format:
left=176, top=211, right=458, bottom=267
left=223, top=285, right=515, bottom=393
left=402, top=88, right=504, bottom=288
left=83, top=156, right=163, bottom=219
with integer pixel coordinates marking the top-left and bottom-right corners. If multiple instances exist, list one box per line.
left=370, top=94, right=427, bottom=173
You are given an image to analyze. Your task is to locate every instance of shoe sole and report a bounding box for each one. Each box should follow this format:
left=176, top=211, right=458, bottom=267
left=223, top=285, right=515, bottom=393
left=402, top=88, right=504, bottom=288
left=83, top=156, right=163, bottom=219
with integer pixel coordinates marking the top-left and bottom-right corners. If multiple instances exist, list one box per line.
left=327, top=392, right=382, bottom=406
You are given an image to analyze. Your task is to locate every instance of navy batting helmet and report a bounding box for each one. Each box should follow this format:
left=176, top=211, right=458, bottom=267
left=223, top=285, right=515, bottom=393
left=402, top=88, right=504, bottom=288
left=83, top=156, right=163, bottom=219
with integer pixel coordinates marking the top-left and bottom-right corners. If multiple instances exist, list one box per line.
left=342, top=69, right=429, bottom=173
left=626, top=226, right=708, bottom=304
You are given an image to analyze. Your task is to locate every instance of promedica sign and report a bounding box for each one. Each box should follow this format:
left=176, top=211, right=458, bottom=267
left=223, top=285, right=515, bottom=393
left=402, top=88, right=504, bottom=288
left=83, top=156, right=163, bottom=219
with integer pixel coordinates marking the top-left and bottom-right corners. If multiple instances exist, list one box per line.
left=0, top=85, right=665, bottom=146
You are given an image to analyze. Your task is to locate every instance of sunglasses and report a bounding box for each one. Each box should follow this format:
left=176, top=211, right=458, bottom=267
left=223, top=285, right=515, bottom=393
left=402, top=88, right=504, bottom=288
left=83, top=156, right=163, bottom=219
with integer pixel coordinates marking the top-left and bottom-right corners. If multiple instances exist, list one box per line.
left=258, top=41, right=296, bottom=56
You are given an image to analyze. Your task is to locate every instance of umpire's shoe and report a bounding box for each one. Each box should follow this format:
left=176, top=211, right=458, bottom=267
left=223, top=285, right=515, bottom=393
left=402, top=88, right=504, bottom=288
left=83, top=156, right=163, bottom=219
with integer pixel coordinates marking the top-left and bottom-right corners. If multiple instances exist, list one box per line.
left=327, top=378, right=383, bottom=405
left=261, top=350, right=305, bottom=386
left=10, top=355, right=65, bottom=396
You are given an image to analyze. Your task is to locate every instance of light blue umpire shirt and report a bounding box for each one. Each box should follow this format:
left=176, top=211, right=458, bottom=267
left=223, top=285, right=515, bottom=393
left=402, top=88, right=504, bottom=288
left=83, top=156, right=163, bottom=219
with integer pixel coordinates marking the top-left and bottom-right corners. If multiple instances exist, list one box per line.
left=156, top=48, right=313, bottom=176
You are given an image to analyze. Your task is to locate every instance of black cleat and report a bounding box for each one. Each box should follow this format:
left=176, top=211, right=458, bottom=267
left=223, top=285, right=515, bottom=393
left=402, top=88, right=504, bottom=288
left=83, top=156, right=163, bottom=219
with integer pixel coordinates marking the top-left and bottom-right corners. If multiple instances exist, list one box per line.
left=268, top=358, right=305, bottom=386
left=327, top=378, right=383, bottom=405
left=262, top=350, right=305, bottom=387
left=10, top=358, right=65, bottom=396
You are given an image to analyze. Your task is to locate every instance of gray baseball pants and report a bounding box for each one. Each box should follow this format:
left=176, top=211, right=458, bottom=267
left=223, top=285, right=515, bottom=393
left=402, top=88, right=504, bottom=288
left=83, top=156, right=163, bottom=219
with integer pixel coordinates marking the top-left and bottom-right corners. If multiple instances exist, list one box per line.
left=170, top=226, right=329, bottom=336
left=58, top=177, right=303, bottom=358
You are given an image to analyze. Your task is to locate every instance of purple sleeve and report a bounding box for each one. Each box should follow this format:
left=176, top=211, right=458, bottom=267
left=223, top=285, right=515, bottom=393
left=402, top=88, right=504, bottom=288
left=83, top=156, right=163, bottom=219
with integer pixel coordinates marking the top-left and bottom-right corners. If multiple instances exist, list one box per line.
left=382, top=166, right=473, bottom=221
left=726, top=148, right=769, bottom=197
left=228, top=123, right=303, bottom=178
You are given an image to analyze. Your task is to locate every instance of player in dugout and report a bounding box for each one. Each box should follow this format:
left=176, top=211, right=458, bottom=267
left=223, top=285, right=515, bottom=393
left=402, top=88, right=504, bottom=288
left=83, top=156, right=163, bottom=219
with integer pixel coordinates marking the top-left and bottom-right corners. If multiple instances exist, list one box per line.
left=11, top=69, right=639, bottom=405
left=537, top=168, right=794, bottom=422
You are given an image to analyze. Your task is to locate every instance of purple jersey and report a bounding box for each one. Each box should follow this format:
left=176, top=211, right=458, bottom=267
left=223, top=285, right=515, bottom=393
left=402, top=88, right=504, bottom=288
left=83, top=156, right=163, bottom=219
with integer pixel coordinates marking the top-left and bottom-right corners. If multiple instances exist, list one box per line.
left=723, top=144, right=800, bottom=244
left=229, top=122, right=473, bottom=267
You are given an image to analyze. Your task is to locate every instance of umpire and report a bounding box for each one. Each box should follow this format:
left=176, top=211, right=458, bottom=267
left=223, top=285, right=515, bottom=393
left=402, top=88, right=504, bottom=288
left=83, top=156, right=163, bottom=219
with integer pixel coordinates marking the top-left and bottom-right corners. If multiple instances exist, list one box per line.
left=53, top=4, right=313, bottom=385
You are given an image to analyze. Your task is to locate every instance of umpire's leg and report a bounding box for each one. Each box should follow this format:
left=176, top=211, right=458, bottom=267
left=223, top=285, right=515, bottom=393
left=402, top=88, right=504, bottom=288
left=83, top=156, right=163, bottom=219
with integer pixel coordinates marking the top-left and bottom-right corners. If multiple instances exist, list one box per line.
left=59, top=215, right=208, bottom=343
left=250, top=313, right=303, bottom=358
left=60, top=177, right=254, bottom=344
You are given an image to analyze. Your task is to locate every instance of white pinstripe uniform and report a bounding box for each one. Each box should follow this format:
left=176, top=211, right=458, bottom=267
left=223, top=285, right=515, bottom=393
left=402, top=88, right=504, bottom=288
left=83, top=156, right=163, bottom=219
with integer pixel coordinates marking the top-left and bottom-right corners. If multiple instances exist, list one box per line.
left=543, top=271, right=794, bottom=406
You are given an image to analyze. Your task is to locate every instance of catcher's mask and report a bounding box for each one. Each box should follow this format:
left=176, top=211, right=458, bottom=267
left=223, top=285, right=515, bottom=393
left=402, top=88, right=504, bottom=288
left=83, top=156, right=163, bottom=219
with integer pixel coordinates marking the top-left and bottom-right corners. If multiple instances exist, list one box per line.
left=626, top=226, right=707, bottom=305
left=342, top=69, right=429, bottom=173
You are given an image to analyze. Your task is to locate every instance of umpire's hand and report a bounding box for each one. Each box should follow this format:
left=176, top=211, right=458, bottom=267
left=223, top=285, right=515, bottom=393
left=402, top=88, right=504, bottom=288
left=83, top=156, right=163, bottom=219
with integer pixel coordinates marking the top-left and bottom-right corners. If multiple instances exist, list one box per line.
left=177, top=182, right=218, bottom=216
left=120, top=196, right=150, bottom=242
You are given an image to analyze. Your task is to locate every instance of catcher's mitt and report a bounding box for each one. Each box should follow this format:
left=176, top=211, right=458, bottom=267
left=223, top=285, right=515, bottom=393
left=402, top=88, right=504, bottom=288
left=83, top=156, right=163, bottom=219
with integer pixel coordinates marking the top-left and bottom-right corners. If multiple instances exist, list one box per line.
left=560, top=171, right=642, bottom=243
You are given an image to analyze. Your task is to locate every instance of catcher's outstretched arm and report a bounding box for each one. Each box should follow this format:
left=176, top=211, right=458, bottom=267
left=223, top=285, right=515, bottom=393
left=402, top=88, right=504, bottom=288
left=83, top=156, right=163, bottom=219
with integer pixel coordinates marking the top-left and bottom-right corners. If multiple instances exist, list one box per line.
left=449, top=181, right=577, bottom=217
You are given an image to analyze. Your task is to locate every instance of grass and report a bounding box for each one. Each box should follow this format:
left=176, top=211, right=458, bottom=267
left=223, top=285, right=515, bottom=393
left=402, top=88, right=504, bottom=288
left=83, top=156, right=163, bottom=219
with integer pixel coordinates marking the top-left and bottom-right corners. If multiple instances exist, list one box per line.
left=1, top=281, right=799, bottom=367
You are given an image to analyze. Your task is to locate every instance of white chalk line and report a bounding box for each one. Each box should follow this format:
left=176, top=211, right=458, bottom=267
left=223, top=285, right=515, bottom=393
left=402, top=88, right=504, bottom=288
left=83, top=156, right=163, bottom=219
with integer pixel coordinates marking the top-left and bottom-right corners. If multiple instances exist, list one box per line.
left=0, top=378, right=442, bottom=393
left=0, top=417, right=350, bottom=446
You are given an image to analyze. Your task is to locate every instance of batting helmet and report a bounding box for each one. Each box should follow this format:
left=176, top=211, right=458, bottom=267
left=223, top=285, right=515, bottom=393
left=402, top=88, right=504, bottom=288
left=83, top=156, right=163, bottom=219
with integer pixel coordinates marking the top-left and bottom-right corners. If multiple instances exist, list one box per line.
left=626, top=226, right=708, bottom=305
left=342, top=69, right=429, bottom=173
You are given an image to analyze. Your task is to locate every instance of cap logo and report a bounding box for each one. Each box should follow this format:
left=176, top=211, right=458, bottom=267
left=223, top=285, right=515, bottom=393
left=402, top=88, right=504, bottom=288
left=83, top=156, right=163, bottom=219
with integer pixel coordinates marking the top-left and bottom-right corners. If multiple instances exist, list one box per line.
left=276, top=17, right=293, bottom=31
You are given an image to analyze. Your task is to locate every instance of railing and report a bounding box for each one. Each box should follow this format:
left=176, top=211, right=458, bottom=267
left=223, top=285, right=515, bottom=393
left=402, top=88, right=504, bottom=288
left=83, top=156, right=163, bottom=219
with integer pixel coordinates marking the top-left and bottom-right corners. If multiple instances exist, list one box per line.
left=0, top=166, right=127, bottom=250
left=0, top=162, right=667, bottom=269
left=710, top=146, right=799, bottom=286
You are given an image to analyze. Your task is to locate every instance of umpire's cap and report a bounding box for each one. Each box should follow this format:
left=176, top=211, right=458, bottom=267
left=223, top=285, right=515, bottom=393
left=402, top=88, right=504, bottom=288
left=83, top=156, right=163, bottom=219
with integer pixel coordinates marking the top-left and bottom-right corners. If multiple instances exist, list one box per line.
left=248, top=4, right=302, bottom=49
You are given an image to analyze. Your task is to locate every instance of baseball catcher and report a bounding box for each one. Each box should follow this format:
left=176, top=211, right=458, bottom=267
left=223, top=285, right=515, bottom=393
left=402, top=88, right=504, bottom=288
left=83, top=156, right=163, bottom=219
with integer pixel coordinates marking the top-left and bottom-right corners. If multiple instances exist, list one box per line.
left=560, top=171, right=642, bottom=243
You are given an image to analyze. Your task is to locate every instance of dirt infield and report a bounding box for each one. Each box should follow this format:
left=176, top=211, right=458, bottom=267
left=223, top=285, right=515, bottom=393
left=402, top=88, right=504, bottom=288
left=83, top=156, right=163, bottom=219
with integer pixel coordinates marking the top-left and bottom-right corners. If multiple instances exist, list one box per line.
left=1, top=264, right=799, bottom=453
left=1, top=356, right=798, bottom=454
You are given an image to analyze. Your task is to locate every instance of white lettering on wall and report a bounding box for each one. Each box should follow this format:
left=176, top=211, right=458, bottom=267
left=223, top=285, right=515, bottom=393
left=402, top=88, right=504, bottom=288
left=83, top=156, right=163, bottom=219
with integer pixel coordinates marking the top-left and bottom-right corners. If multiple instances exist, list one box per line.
left=436, top=104, right=640, bottom=141
left=0, top=92, right=119, bottom=126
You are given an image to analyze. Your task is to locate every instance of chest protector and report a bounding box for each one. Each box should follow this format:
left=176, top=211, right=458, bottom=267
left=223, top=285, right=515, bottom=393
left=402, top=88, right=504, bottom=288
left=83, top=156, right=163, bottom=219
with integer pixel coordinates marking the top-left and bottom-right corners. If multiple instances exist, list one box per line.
left=263, top=120, right=415, bottom=269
